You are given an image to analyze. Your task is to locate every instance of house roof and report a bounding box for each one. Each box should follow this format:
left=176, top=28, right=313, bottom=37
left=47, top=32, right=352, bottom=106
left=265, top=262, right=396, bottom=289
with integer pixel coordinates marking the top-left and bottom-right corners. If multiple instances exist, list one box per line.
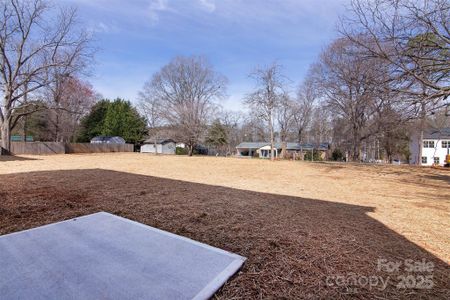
left=235, top=142, right=269, bottom=149
left=236, top=142, right=329, bottom=151
left=423, top=127, right=450, bottom=139
left=274, top=143, right=314, bottom=150
left=90, top=136, right=125, bottom=144
left=143, top=138, right=175, bottom=145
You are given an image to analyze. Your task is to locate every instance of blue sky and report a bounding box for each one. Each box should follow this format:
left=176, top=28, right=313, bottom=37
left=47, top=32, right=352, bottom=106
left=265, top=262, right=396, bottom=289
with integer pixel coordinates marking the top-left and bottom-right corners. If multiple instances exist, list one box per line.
left=65, top=0, right=346, bottom=110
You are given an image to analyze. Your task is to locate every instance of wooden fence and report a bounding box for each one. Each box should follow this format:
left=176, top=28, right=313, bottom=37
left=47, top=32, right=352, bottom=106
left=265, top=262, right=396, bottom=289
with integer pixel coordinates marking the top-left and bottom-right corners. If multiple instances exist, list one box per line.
left=65, top=143, right=134, bottom=153
left=10, top=142, right=65, bottom=155
left=10, top=142, right=134, bottom=155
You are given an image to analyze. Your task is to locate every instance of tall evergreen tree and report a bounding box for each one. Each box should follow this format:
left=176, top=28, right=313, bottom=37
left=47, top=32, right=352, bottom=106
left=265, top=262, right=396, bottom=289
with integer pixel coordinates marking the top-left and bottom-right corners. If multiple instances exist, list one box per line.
left=77, top=100, right=110, bottom=142
left=77, top=98, right=146, bottom=144
left=206, top=119, right=228, bottom=148
left=102, top=99, right=147, bottom=144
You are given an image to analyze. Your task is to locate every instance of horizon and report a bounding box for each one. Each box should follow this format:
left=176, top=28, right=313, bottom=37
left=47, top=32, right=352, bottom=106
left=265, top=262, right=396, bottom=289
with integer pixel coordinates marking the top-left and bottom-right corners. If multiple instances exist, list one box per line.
left=64, top=0, right=346, bottom=110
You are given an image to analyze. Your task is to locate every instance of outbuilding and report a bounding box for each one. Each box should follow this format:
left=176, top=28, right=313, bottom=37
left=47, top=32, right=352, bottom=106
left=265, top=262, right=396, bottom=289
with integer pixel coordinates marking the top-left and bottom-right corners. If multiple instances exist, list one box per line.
left=141, top=139, right=176, bottom=154
left=90, top=136, right=126, bottom=144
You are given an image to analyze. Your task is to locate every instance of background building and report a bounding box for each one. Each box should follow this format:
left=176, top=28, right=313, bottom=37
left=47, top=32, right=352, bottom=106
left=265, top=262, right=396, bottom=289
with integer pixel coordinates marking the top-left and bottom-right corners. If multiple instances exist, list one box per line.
left=141, top=139, right=176, bottom=155
left=409, top=128, right=450, bottom=166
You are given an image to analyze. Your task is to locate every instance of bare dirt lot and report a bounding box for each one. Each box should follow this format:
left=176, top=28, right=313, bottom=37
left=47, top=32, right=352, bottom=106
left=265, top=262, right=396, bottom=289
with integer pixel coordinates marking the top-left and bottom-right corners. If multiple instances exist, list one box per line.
left=1, top=153, right=449, bottom=299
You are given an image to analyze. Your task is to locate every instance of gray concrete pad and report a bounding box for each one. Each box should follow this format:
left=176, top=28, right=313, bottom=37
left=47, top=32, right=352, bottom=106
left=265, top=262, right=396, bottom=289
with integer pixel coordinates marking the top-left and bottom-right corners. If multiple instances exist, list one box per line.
left=0, top=212, right=246, bottom=300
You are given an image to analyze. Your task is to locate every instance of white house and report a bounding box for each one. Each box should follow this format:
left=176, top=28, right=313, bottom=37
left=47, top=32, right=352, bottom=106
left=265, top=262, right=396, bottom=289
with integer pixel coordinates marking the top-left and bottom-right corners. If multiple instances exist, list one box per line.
left=409, top=128, right=450, bottom=166
left=236, top=142, right=329, bottom=159
left=141, top=139, right=176, bottom=155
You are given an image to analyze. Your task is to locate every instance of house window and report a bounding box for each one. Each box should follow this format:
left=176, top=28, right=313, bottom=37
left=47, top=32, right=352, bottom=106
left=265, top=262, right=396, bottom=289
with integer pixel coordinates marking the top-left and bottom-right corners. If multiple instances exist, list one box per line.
left=421, top=156, right=427, bottom=164
left=442, top=141, right=449, bottom=148
left=434, top=157, right=439, bottom=164
left=423, top=140, right=435, bottom=148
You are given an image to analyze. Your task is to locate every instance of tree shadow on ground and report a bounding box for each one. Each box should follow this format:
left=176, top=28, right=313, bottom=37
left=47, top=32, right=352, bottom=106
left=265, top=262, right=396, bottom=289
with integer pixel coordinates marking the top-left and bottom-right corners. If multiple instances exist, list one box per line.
left=0, top=169, right=448, bottom=299
left=419, top=173, right=450, bottom=185
left=398, top=172, right=450, bottom=192
left=0, top=155, right=40, bottom=162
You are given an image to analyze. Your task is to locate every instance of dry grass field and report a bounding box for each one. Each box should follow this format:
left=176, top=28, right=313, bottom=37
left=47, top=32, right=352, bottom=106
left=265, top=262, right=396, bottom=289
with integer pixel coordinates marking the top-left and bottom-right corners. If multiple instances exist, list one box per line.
left=1, top=153, right=449, bottom=299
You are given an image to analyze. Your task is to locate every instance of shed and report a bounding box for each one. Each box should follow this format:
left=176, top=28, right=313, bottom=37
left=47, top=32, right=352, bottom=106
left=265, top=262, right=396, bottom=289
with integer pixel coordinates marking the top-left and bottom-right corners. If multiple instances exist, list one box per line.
left=90, top=136, right=126, bottom=144
left=141, top=138, right=176, bottom=154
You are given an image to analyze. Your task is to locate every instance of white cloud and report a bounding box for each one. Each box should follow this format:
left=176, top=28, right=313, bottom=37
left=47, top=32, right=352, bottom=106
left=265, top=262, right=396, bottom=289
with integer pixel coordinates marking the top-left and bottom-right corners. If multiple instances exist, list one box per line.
left=148, top=0, right=170, bottom=23
left=97, top=22, right=110, bottom=33
left=198, top=0, right=216, bottom=12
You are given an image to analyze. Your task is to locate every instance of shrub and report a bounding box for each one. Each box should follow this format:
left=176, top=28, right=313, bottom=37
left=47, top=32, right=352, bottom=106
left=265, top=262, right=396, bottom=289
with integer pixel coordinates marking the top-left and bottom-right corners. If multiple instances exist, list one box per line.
left=176, top=147, right=188, bottom=155
left=331, top=149, right=344, bottom=161
left=304, top=150, right=322, bottom=161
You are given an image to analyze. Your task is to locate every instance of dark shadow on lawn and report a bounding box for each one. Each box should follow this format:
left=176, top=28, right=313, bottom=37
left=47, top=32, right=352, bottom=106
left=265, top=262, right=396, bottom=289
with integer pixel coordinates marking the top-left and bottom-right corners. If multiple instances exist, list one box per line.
left=399, top=171, right=450, bottom=192
left=419, top=173, right=450, bottom=185
left=0, top=169, right=448, bottom=299
left=0, top=155, right=40, bottom=162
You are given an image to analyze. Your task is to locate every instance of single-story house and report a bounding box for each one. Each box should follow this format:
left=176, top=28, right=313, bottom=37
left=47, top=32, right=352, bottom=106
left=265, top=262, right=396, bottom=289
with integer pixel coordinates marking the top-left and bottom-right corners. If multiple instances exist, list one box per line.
left=90, top=136, right=126, bottom=144
left=409, top=127, right=450, bottom=166
left=236, top=142, right=329, bottom=159
left=141, top=139, right=176, bottom=154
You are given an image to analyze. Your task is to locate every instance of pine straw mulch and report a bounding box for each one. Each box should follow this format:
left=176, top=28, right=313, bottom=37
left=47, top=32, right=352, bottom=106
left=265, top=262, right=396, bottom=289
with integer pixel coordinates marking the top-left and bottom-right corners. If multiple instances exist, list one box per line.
left=0, top=168, right=449, bottom=299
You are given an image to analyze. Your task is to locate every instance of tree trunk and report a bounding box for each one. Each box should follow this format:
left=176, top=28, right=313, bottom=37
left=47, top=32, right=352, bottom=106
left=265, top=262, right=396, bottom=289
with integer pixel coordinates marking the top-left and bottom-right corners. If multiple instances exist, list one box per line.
left=23, top=115, right=28, bottom=142
left=22, top=84, right=29, bottom=142
left=55, top=112, right=60, bottom=142
left=152, top=131, right=159, bottom=155
left=281, top=141, right=287, bottom=159
left=1, top=120, right=11, bottom=154
left=269, top=111, right=275, bottom=161
left=352, top=126, right=361, bottom=162
left=188, top=144, right=194, bottom=156
left=417, top=103, right=426, bottom=165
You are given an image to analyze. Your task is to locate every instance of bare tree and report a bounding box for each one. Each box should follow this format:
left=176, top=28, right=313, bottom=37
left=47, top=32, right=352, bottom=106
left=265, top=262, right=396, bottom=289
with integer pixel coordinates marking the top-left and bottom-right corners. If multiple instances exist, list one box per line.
left=0, top=0, right=91, bottom=152
left=313, top=38, right=388, bottom=161
left=46, top=76, right=96, bottom=142
left=141, top=56, right=227, bottom=156
left=219, top=109, right=243, bottom=155
left=341, top=0, right=449, bottom=103
left=244, top=63, right=286, bottom=161
left=340, top=0, right=450, bottom=163
left=139, top=81, right=163, bottom=155
left=292, top=76, right=316, bottom=144
left=309, top=106, right=332, bottom=146
left=276, top=93, right=295, bottom=158
left=240, top=113, right=267, bottom=143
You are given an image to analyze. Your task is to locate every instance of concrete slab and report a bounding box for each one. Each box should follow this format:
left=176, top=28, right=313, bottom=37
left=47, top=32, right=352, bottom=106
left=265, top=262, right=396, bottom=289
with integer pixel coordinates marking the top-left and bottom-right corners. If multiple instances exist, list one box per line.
left=0, top=212, right=246, bottom=300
